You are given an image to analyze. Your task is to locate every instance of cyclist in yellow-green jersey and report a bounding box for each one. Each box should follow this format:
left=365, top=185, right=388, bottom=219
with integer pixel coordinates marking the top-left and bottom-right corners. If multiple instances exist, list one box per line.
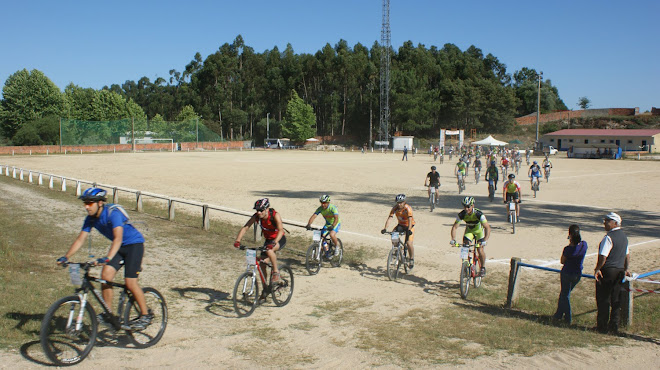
left=306, top=195, right=341, bottom=256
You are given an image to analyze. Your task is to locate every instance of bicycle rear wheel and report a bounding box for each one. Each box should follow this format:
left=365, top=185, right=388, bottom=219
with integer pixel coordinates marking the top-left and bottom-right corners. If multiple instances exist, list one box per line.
left=459, top=261, right=471, bottom=299
left=329, top=239, right=344, bottom=267
left=40, top=295, right=98, bottom=366
left=271, top=265, right=294, bottom=307
left=511, top=212, right=517, bottom=234
left=473, top=258, right=482, bottom=288
left=233, top=272, right=259, bottom=317
left=124, top=287, right=168, bottom=348
left=386, top=247, right=401, bottom=281
left=305, top=243, right=322, bottom=275
left=429, top=192, right=435, bottom=211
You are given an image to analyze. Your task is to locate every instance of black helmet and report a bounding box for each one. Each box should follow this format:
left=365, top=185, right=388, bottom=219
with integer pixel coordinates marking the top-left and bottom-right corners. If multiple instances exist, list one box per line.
left=253, top=198, right=270, bottom=211
left=431, top=166, right=436, bottom=170
left=79, top=188, right=107, bottom=202
left=508, top=174, right=515, bottom=179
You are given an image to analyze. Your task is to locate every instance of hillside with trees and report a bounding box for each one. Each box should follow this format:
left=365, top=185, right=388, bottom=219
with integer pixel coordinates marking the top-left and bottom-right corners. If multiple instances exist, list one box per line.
left=1, top=35, right=568, bottom=146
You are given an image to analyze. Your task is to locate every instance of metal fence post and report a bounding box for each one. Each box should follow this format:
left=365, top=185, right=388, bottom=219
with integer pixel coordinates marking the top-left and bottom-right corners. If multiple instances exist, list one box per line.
left=76, top=181, right=81, bottom=196
left=506, top=257, right=521, bottom=308
left=112, top=187, right=119, bottom=203
left=136, top=191, right=143, bottom=212
left=49, top=175, right=54, bottom=189
left=61, top=177, right=66, bottom=192
left=38, top=173, right=43, bottom=185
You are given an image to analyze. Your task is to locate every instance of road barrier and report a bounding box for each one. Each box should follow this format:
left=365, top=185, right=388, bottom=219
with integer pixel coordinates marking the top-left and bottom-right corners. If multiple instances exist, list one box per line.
left=505, top=257, right=651, bottom=327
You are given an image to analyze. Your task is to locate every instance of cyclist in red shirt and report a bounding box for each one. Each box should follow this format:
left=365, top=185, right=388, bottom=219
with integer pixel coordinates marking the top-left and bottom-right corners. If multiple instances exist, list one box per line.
left=234, top=198, right=286, bottom=283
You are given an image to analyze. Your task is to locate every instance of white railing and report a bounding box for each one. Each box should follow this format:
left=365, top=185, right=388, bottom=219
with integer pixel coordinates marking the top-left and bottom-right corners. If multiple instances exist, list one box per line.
left=0, top=163, right=305, bottom=239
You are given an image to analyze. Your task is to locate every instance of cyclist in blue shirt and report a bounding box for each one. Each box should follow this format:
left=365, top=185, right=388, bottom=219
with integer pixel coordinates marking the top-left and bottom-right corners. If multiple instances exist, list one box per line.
left=528, top=160, right=543, bottom=190
left=306, top=195, right=341, bottom=257
left=57, top=188, right=152, bottom=330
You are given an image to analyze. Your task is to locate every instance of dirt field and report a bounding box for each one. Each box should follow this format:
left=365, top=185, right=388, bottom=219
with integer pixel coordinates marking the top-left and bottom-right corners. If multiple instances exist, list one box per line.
left=1, top=150, right=660, bottom=368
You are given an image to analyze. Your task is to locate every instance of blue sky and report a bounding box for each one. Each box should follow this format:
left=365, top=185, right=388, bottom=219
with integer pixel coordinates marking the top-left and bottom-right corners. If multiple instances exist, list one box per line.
left=1, top=0, right=658, bottom=112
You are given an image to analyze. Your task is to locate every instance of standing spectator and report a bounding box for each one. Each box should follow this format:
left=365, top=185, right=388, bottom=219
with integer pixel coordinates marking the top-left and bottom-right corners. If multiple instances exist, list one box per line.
left=402, top=146, right=408, bottom=161
left=594, top=212, right=630, bottom=334
left=553, top=224, right=587, bottom=324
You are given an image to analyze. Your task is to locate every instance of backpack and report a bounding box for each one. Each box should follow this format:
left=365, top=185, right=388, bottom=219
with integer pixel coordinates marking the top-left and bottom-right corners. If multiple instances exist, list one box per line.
left=106, top=204, right=131, bottom=226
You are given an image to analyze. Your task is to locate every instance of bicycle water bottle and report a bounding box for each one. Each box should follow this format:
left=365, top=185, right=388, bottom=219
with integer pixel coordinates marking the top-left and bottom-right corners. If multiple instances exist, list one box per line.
left=69, top=264, right=82, bottom=286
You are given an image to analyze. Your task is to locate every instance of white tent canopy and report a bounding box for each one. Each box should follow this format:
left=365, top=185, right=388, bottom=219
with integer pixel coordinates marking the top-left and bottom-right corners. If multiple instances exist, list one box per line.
left=305, top=138, right=320, bottom=142
left=471, top=135, right=508, bottom=146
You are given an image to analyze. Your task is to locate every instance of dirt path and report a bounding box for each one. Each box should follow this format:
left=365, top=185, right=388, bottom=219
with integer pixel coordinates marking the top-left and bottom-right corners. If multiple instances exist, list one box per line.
left=1, top=151, right=660, bottom=368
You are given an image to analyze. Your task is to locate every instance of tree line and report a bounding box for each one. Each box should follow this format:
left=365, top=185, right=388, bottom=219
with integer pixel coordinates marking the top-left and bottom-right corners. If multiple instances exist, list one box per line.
left=1, top=34, right=568, bottom=146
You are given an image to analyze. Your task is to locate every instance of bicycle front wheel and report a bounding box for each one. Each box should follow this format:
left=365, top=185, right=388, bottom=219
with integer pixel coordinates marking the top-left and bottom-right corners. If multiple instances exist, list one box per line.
left=40, top=295, right=98, bottom=366
left=233, top=272, right=259, bottom=317
left=429, top=193, right=435, bottom=211
left=459, top=261, right=471, bottom=299
left=386, top=247, right=401, bottom=281
left=305, top=243, right=322, bottom=275
left=124, top=287, right=168, bottom=348
left=271, top=265, right=294, bottom=307
left=329, top=239, right=344, bottom=267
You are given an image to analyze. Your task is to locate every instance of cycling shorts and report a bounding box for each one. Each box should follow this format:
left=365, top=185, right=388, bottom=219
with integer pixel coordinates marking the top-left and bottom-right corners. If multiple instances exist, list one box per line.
left=264, top=235, right=286, bottom=250
left=506, top=192, right=520, bottom=202
left=463, top=228, right=485, bottom=247
left=323, top=223, right=341, bottom=233
left=457, top=170, right=466, bottom=176
left=108, top=243, right=144, bottom=279
left=530, top=172, right=542, bottom=178
left=393, top=224, right=414, bottom=243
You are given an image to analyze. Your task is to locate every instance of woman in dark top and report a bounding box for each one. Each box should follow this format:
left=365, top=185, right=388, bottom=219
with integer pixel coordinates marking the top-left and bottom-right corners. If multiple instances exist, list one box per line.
left=553, top=224, right=588, bottom=324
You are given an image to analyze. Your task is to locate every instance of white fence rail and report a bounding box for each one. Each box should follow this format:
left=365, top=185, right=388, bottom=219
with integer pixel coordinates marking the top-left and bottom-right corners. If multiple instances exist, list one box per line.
left=0, top=163, right=305, bottom=240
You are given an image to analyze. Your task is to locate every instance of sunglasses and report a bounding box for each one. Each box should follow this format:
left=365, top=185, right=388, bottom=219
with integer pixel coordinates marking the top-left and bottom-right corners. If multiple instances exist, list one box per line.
left=83, top=201, right=97, bottom=206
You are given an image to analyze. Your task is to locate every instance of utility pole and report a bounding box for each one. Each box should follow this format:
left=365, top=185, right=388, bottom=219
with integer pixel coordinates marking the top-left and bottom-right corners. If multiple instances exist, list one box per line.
left=535, top=71, right=543, bottom=150
left=267, top=112, right=270, bottom=141
left=379, top=0, right=391, bottom=147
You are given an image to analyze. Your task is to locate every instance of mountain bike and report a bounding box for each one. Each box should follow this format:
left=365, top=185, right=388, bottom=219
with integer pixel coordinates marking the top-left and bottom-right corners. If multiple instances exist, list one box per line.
left=515, top=160, right=521, bottom=175
left=305, top=228, right=343, bottom=275
left=40, top=261, right=167, bottom=366
left=505, top=199, right=518, bottom=234
left=383, top=230, right=409, bottom=281
left=428, top=185, right=439, bottom=212
left=457, top=173, right=466, bottom=194
left=501, top=164, right=508, bottom=179
left=544, top=167, right=551, bottom=182
left=487, top=179, right=495, bottom=202
left=233, top=245, right=294, bottom=317
left=439, top=153, right=444, bottom=164
left=452, top=240, right=482, bottom=299
left=474, top=167, right=481, bottom=184
left=433, top=151, right=438, bottom=162
left=531, top=176, right=540, bottom=198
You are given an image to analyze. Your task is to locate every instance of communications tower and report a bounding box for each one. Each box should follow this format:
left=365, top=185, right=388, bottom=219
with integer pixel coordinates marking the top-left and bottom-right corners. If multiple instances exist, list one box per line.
left=379, top=0, right=391, bottom=145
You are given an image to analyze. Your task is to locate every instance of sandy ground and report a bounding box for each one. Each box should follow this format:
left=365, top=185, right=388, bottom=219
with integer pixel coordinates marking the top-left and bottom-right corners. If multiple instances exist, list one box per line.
left=1, top=150, right=660, bottom=368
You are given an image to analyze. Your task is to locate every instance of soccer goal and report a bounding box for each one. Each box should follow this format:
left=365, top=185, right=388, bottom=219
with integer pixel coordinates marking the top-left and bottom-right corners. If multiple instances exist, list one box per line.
left=134, top=138, right=175, bottom=152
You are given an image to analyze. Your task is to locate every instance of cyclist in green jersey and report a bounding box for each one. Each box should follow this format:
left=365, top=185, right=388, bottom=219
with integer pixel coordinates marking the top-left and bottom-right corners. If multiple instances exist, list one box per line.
left=450, top=196, right=491, bottom=277
left=455, top=158, right=467, bottom=186
left=305, top=195, right=341, bottom=257
left=485, top=160, right=499, bottom=190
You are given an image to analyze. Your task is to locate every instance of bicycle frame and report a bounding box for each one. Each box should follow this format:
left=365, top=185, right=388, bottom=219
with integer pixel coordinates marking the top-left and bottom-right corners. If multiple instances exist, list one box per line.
left=70, top=263, right=132, bottom=330
left=242, top=248, right=270, bottom=286
left=385, top=231, right=408, bottom=280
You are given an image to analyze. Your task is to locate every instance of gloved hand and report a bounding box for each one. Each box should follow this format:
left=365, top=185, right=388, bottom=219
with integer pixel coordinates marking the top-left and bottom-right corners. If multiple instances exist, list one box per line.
left=234, top=241, right=241, bottom=248
left=305, top=224, right=311, bottom=231
left=96, top=257, right=110, bottom=265
left=381, top=229, right=387, bottom=234
left=450, top=240, right=457, bottom=247
left=56, top=256, right=68, bottom=265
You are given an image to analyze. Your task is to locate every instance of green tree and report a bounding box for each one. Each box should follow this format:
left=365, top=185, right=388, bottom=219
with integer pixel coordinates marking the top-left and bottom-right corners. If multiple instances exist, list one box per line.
left=283, top=90, right=315, bottom=142
left=11, top=115, right=60, bottom=145
left=0, top=69, right=64, bottom=139
left=578, top=96, right=591, bottom=109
